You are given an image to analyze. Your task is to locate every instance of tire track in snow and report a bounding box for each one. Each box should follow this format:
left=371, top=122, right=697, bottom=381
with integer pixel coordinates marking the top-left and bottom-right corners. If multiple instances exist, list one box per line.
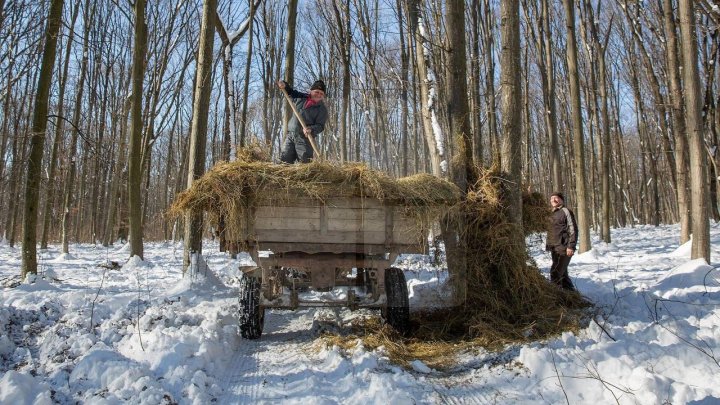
left=218, top=334, right=265, bottom=402
left=433, top=386, right=498, bottom=404
left=220, top=307, right=501, bottom=404
left=219, top=309, right=315, bottom=403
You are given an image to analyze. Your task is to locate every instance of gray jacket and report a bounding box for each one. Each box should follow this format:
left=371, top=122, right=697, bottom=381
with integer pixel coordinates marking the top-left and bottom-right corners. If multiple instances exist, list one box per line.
left=283, top=83, right=328, bottom=137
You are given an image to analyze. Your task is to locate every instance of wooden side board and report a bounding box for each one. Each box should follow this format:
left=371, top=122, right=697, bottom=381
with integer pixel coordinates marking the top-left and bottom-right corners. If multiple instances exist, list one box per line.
left=244, top=197, right=426, bottom=253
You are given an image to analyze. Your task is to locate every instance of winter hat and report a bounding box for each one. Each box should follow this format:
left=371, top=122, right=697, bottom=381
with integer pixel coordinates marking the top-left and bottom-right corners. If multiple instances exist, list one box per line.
left=310, top=80, right=326, bottom=93
left=550, top=192, right=565, bottom=202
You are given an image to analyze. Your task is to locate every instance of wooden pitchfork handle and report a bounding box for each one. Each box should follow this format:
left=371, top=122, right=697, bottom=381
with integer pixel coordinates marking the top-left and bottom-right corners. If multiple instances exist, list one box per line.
left=280, top=87, right=322, bottom=161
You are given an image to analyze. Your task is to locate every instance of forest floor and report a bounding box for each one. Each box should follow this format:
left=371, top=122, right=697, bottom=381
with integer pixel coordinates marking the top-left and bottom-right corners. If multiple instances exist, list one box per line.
left=1, top=224, right=720, bottom=404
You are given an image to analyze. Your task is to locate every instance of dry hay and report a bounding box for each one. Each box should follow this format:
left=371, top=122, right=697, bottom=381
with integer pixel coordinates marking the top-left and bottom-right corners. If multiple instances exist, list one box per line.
left=460, top=168, right=590, bottom=335
left=169, top=157, right=463, bottom=241
left=522, top=191, right=549, bottom=235
left=321, top=167, right=590, bottom=368
left=320, top=316, right=473, bottom=369
left=234, top=140, right=271, bottom=163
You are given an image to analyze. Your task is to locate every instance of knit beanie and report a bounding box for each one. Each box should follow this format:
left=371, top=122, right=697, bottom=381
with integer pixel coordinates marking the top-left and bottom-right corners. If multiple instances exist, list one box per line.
left=310, top=80, right=326, bottom=93
left=550, top=192, right=565, bottom=202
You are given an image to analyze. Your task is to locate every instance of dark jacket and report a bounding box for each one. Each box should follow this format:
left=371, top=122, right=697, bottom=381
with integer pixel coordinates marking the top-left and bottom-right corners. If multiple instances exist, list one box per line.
left=283, top=83, right=328, bottom=137
left=546, top=205, right=578, bottom=254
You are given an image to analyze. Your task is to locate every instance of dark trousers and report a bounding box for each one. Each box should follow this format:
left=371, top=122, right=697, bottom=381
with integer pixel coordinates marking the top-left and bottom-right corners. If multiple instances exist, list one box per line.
left=280, top=132, right=313, bottom=163
left=550, top=251, right=575, bottom=291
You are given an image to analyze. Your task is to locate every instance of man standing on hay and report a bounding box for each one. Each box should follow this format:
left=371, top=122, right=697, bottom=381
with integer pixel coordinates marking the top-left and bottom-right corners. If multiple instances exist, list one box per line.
left=546, top=192, right=578, bottom=291
left=277, top=79, right=328, bottom=163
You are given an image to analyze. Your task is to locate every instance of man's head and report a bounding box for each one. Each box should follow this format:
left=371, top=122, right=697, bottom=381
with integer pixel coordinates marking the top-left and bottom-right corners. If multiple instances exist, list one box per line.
left=550, top=192, right=564, bottom=209
left=309, top=80, right=326, bottom=102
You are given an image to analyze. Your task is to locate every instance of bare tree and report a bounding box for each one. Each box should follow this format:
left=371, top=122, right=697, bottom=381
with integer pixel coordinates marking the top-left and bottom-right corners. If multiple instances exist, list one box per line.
left=406, top=0, right=443, bottom=176
left=581, top=1, right=613, bottom=242
left=500, top=0, right=522, bottom=226
left=183, top=0, right=217, bottom=268
left=40, top=0, right=80, bottom=249
left=331, top=0, right=351, bottom=163
left=563, top=0, right=591, bottom=253
left=60, top=0, right=92, bottom=255
left=239, top=0, right=259, bottom=146
left=444, top=0, right=472, bottom=305
left=282, top=0, right=298, bottom=137
left=127, top=0, right=147, bottom=259
left=663, top=0, right=690, bottom=243
left=679, top=0, right=710, bottom=261
left=21, top=0, right=64, bottom=279
left=215, top=1, right=260, bottom=158
left=482, top=0, right=499, bottom=165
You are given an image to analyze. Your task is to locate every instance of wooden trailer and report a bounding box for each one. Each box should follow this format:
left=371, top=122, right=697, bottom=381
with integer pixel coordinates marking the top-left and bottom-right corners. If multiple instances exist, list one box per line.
left=236, top=195, right=427, bottom=339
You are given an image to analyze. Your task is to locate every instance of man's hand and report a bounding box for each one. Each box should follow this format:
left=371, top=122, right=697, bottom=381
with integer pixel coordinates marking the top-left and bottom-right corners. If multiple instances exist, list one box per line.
left=277, top=80, right=285, bottom=90
left=303, top=127, right=312, bottom=136
left=566, top=248, right=574, bottom=257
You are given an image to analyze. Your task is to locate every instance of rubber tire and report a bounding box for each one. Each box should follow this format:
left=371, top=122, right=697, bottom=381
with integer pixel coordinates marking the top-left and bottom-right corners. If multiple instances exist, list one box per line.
left=239, top=276, right=264, bottom=339
left=383, top=267, right=410, bottom=334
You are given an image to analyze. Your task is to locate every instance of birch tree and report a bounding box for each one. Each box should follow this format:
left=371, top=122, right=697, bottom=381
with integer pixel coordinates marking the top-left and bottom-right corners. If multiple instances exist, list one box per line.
left=407, top=0, right=443, bottom=177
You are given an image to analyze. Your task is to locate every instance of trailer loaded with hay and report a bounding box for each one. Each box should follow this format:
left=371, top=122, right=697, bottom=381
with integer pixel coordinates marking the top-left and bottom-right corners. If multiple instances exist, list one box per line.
left=171, top=160, right=462, bottom=339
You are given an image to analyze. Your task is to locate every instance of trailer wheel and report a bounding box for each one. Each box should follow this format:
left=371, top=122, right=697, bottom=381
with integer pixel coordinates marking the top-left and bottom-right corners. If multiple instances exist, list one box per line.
left=383, top=267, right=410, bottom=334
left=239, top=275, right=264, bottom=339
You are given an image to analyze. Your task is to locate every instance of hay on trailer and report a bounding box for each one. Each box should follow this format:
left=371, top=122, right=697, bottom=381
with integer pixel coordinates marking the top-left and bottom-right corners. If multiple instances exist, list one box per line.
left=321, top=167, right=590, bottom=368
left=169, top=158, right=464, bottom=241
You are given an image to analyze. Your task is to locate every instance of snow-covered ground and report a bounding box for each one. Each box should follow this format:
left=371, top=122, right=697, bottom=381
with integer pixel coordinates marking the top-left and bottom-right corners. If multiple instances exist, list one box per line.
left=1, top=224, right=719, bottom=404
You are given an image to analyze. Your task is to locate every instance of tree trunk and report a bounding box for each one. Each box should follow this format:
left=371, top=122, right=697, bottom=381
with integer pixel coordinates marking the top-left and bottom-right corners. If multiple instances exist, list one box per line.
left=103, top=97, right=131, bottom=247
left=282, top=0, right=298, bottom=137
left=620, top=2, right=677, bottom=191
left=40, top=0, right=80, bottom=249
left=239, top=0, right=256, bottom=147
left=444, top=0, right=473, bottom=305
left=563, top=0, right=591, bottom=253
left=499, top=0, right=523, bottom=224
left=679, top=0, right=710, bottom=261
left=598, top=41, right=611, bottom=241
left=333, top=0, right=352, bottom=163
left=396, top=0, right=409, bottom=174
left=183, top=0, right=217, bottom=269
left=407, top=0, right=442, bottom=176
left=469, top=0, right=483, bottom=166
left=542, top=0, right=562, bottom=191
left=60, top=0, right=92, bottom=254
left=582, top=1, right=612, bottom=242
left=483, top=0, right=499, bottom=166
left=128, top=0, right=147, bottom=259
left=21, top=0, right=64, bottom=279
left=89, top=61, right=111, bottom=243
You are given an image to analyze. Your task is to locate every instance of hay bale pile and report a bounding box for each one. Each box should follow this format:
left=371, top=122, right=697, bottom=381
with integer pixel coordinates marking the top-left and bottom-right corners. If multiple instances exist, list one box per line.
left=458, top=168, right=589, bottom=342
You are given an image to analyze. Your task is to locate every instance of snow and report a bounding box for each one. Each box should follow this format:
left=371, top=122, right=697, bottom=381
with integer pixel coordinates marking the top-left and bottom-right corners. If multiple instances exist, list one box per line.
left=2, top=224, right=720, bottom=404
